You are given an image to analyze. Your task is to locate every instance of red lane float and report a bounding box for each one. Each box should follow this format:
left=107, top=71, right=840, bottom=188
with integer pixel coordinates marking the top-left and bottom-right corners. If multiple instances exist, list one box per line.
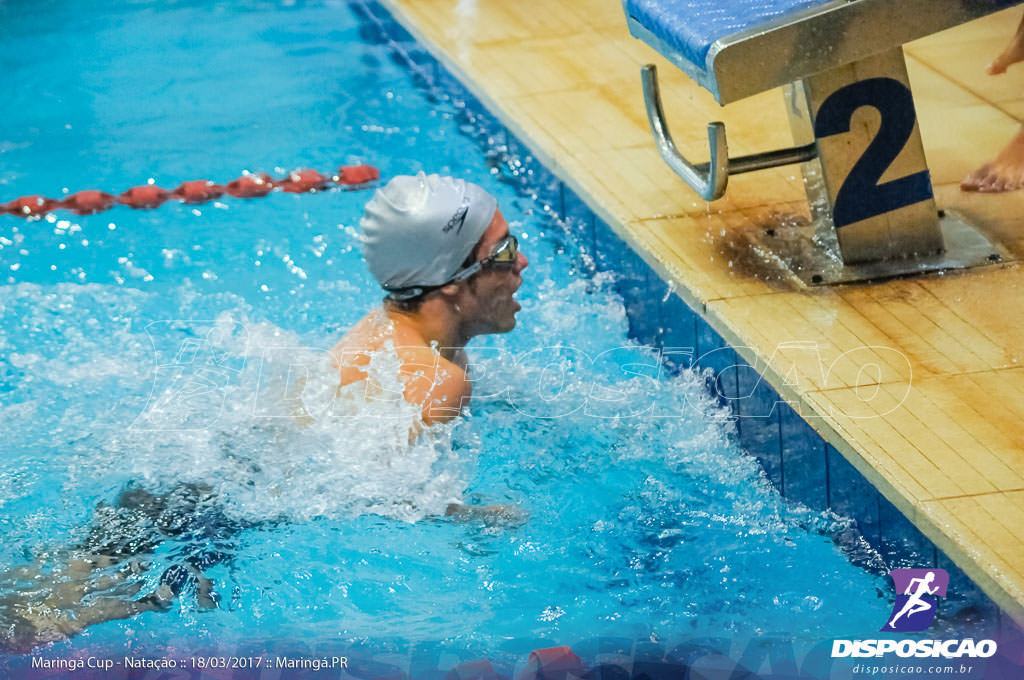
left=225, top=172, right=275, bottom=198
left=278, top=168, right=330, bottom=193
left=62, top=190, right=116, bottom=215
left=6, top=195, right=61, bottom=217
left=516, top=647, right=586, bottom=680
left=173, top=180, right=225, bottom=204
left=337, top=164, right=380, bottom=186
left=119, top=185, right=172, bottom=210
left=1, top=163, right=380, bottom=218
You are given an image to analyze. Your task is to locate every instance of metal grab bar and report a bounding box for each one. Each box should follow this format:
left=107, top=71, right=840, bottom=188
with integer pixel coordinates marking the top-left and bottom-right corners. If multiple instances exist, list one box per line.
left=641, top=64, right=818, bottom=201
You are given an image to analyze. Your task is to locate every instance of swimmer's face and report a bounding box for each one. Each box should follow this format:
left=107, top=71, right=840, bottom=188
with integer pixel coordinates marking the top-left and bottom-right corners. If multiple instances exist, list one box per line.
left=457, top=209, right=528, bottom=335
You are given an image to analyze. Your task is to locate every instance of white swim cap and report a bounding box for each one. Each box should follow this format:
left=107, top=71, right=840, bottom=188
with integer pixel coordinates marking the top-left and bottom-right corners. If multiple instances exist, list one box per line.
left=360, top=172, right=498, bottom=293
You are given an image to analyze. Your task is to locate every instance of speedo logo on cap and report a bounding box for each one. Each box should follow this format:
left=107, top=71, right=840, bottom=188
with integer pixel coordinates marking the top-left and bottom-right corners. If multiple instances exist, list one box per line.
left=442, top=197, right=470, bottom=234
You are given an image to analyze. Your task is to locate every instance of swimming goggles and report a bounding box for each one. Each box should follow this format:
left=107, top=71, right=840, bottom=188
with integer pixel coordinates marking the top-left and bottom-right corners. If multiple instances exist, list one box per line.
left=385, top=234, right=519, bottom=301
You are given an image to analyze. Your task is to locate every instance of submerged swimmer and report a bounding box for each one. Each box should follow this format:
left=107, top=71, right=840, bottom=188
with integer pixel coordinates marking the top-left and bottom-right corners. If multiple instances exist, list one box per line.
left=961, top=13, right=1024, bottom=192
left=0, top=173, right=528, bottom=651
left=0, top=483, right=246, bottom=653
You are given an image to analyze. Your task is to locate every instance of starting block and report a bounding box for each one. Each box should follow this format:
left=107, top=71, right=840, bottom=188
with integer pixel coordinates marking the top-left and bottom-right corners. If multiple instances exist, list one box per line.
left=624, top=0, right=1020, bottom=282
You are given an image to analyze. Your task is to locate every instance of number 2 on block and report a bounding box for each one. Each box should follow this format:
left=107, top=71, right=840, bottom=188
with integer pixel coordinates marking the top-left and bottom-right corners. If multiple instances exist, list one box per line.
left=813, top=77, right=933, bottom=228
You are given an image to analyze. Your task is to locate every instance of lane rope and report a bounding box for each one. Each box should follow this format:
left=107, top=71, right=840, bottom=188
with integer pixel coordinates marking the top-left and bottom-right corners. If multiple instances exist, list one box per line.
left=1, top=164, right=380, bottom=218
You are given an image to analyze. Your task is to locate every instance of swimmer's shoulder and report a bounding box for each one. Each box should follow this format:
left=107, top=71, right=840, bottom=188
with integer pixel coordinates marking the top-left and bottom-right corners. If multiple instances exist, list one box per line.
left=329, top=309, right=470, bottom=423
left=395, top=345, right=470, bottom=425
left=330, top=309, right=390, bottom=385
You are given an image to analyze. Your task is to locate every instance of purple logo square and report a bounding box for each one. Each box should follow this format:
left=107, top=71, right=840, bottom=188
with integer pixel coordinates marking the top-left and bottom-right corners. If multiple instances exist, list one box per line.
left=882, top=568, right=949, bottom=632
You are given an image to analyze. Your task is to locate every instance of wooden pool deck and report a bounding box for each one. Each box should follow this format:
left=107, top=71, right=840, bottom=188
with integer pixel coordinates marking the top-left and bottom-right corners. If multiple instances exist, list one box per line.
left=381, top=0, right=1024, bottom=625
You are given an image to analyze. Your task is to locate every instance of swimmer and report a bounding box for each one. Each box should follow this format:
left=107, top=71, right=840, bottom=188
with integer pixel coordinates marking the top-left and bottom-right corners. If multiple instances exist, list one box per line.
left=961, top=13, right=1024, bottom=192
left=331, top=172, right=528, bottom=426
left=333, top=172, right=529, bottom=520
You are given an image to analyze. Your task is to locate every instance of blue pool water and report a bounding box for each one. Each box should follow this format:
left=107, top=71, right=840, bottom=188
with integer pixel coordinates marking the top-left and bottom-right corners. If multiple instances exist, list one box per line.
left=0, top=0, right=925, bottom=667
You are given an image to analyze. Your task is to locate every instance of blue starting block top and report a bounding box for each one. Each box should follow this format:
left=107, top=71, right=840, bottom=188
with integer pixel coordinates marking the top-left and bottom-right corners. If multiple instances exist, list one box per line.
left=625, top=0, right=826, bottom=73
left=624, top=0, right=1024, bottom=104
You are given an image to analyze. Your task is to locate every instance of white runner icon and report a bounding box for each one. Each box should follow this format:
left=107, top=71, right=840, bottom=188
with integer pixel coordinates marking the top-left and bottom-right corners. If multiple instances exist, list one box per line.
left=888, top=571, right=939, bottom=628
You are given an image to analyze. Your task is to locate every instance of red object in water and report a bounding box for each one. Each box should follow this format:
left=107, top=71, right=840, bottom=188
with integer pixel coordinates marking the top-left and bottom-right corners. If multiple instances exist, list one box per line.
left=278, top=168, right=330, bottom=193
left=225, top=173, right=275, bottom=198
left=6, top=195, right=60, bottom=217
left=336, top=164, right=380, bottom=185
left=516, top=647, right=586, bottom=680
left=173, top=180, right=225, bottom=204
left=118, top=185, right=172, bottom=209
left=61, top=190, right=116, bottom=215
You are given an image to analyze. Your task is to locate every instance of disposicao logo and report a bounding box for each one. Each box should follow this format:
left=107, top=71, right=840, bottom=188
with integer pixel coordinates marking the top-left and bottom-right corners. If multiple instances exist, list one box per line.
left=882, top=568, right=948, bottom=632
left=831, top=568, right=998, bottom=659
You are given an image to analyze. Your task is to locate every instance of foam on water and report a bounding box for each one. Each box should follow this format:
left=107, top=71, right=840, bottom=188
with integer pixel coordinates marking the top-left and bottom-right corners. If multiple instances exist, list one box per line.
left=123, top=312, right=466, bottom=524
left=1, top=282, right=465, bottom=526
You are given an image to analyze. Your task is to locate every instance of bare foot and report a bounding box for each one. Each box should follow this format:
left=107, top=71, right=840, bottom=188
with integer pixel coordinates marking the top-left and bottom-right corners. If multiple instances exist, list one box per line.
left=987, top=15, right=1024, bottom=74
left=961, top=125, right=1024, bottom=192
left=987, top=48, right=1024, bottom=75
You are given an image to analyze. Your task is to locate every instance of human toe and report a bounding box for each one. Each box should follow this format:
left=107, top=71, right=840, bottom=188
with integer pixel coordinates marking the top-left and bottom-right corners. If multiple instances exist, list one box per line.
left=960, top=165, right=992, bottom=191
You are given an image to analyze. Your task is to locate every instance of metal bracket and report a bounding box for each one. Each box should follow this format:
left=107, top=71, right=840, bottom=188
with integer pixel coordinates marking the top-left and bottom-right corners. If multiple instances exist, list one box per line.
left=641, top=64, right=817, bottom=200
